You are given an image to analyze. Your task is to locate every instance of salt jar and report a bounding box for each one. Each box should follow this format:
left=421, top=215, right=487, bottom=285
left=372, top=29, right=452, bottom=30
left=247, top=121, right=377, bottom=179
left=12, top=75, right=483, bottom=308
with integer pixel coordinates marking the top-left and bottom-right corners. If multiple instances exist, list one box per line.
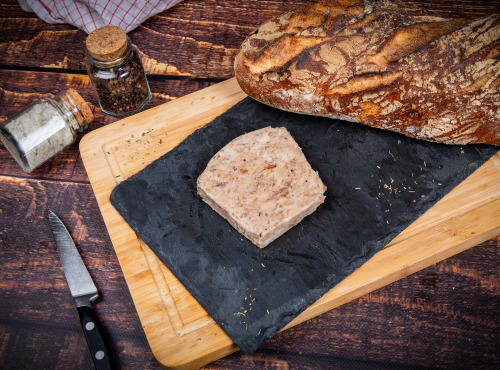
left=0, top=89, right=94, bottom=173
left=85, top=25, right=152, bottom=117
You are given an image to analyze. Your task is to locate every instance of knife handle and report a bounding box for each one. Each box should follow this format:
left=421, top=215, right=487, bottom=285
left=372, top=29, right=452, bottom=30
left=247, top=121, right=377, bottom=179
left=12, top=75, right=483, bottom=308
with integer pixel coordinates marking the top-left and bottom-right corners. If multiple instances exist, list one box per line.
left=77, top=306, right=116, bottom=370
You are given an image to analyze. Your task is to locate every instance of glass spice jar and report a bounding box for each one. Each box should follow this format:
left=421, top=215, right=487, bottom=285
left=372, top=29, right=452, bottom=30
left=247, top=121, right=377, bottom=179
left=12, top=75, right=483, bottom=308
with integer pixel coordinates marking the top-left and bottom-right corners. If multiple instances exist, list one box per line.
left=85, top=25, right=151, bottom=117
left=0, top=89, right=94, bottom=173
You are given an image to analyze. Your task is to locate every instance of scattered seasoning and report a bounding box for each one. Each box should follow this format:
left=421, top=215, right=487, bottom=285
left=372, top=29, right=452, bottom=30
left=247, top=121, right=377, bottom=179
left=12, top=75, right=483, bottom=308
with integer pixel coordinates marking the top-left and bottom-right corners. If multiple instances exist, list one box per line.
left=86, top=25, right=151, bottom=117
left=0, top=89, right=94, bottom=172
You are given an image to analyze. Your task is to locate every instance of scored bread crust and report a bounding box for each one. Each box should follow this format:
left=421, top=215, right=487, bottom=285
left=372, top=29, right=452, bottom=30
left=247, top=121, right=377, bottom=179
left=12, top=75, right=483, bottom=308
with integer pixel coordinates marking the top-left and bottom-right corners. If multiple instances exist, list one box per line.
left=234, top=0, right=500, bottom=145
left=197, top=127, right=326, bottom=248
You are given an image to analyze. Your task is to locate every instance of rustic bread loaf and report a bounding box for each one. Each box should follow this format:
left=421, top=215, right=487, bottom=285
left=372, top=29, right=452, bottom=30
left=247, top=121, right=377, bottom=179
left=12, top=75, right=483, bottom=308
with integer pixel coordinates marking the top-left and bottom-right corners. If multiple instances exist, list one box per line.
left=234, top=0, right=500, bottom=145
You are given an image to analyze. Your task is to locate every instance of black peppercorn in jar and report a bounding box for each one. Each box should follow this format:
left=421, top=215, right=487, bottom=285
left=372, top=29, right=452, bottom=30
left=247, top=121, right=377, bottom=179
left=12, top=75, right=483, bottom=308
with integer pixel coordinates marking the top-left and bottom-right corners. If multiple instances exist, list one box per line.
left=85, top=25, right=151, bottom=117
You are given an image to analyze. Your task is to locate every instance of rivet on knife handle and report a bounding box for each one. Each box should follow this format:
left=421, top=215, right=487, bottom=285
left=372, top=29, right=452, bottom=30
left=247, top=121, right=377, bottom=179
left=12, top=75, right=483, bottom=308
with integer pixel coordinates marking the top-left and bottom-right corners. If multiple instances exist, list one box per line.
left=78, top=306, right=115, bottom=370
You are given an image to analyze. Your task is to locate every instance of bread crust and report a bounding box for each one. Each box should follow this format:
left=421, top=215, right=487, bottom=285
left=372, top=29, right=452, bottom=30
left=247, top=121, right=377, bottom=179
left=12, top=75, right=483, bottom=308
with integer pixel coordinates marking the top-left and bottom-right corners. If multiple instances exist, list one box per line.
left=234, top=0, right=500, bottom=145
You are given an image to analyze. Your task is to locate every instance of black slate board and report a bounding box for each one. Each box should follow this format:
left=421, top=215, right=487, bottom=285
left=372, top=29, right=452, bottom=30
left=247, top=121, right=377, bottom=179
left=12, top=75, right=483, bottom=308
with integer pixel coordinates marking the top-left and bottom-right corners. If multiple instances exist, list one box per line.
left=110, top=98, right=497, bottom=353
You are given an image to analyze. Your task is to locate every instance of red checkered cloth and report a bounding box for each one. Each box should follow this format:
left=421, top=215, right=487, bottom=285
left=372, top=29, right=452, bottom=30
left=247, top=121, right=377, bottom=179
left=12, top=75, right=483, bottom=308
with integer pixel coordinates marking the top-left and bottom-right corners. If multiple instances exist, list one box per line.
left=18, top=0, right=184, bottom=33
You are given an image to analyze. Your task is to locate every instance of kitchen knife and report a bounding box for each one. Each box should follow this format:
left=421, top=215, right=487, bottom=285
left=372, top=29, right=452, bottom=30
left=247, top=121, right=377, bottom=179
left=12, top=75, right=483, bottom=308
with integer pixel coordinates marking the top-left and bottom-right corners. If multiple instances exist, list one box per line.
left=48, top=210, right=115, bottom=370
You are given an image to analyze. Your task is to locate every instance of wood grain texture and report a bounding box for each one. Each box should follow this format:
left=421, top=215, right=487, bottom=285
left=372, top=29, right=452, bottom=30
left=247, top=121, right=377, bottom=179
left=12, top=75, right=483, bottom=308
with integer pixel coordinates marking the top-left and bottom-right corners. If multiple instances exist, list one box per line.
left=0, top=176, right=160, bottom=370
left=0, top=0, right=499, bottom=369
left=0, top=174, right=497, bottom=369
left=0, top=0, right=305, bottom=78
left=1, top=0, right=498, bottom=78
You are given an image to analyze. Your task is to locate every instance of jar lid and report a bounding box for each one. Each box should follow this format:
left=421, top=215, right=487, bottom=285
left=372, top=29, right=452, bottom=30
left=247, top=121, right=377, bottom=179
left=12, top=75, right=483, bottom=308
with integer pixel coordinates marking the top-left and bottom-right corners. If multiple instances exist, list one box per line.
left=66, top=88, right=95, bottom=124
left=86, top=25, right=128, bottom=61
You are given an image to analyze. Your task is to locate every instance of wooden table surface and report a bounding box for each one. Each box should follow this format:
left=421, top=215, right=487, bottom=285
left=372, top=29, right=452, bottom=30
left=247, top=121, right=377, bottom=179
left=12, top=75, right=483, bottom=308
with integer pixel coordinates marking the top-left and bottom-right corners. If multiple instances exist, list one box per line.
left=1, top=1, right=499, bottom=369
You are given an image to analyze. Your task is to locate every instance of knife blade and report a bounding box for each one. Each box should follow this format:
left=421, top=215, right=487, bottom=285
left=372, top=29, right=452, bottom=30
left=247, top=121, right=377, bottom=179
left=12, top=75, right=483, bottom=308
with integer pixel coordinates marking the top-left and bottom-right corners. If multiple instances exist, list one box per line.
left=48, top=210, right=115, bottom=370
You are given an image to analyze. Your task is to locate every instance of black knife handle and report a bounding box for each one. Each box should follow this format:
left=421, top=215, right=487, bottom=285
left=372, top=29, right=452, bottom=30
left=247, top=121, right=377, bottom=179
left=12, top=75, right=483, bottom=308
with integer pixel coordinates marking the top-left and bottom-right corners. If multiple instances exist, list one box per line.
left=77, top=306, right=116, bottom=370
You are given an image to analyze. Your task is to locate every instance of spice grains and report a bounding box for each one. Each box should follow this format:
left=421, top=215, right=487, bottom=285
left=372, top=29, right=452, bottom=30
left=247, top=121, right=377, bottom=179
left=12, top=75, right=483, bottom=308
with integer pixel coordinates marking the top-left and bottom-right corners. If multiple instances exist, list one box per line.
left=86, top=25, right=151, bottom=117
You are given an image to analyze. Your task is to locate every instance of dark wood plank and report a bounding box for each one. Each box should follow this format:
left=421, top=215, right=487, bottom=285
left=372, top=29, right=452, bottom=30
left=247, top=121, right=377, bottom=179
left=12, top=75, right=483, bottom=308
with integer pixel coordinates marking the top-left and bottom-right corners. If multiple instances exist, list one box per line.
left=404, top=0, right=500, bottom=17
left=1, top=0, right=498, bottom=79
left=0, top=1, right=38, bottom=18
left=0, top=0, right=305, bottom=78
left=0, top=175, right=498, bottom=368
left=0, top=176, right=159, bottom=369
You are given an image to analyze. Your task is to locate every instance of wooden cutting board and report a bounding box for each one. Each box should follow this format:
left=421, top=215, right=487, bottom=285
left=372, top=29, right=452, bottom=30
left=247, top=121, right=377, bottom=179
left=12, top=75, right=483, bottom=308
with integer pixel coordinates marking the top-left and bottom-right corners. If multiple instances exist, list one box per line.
left=80, top=78, right=500, bottom=369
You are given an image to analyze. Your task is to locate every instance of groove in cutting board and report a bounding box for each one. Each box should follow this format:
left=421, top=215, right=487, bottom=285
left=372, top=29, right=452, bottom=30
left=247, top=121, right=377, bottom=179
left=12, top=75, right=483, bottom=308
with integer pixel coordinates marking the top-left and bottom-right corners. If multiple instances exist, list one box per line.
left=80, top=78, right=500, bottom=369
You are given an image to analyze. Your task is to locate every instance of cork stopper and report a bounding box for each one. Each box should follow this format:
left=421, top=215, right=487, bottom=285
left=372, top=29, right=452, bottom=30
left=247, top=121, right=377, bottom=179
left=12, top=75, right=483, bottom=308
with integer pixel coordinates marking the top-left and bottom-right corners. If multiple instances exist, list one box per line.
left=65, top=88, right=94, bottom=125
left=86, top=25, right=128, bottom=61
